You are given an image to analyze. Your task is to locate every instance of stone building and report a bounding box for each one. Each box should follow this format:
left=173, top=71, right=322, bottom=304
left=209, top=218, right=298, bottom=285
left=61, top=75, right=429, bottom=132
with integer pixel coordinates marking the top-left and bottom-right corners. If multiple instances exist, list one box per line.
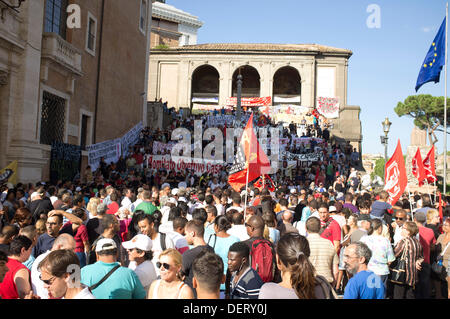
left=0, top=0, right=151, bottom=183
left=148, top=43, right=362, bottom=151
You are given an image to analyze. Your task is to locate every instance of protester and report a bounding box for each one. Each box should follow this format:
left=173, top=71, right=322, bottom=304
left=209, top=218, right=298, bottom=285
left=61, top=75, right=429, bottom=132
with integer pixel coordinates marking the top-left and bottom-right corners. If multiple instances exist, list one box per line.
left=435, top=218, right=450, bottom=299
left=192, top=251, right=225, bottom=299
left=38, top=249, right=95, bottom=299
left=259, top=233, right=335, bottom=299
left=343, top=242, right=385, bottom=299
left=122, top=234, right=157, bottom=291
left=0, top=250, right=8, bottom=283
left=81, top=238, right=146, bottom=299
left=147, top=248, right=194, bottom=299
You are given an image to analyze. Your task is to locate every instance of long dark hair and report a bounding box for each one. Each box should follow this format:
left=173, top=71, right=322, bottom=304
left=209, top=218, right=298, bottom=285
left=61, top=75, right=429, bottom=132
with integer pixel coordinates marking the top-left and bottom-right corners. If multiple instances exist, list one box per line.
left=276, top=233, right=317, bottom=299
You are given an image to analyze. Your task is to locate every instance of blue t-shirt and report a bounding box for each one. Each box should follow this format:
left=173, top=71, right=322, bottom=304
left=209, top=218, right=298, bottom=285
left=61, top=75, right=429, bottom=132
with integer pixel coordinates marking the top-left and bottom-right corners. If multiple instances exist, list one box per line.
left=81, top=261, right=146, bottom=299
left=370, top=201, right=391, bottom=218
left=344, top=270, right=385, bottom=299
left=207, top=234, right=240, bottom=290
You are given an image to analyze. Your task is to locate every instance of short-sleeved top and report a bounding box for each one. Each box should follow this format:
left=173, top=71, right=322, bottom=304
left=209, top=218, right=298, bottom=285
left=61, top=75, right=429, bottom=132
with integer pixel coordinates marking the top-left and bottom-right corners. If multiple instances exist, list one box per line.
left=258, top=280, right=328, bottom=299
left=370, top=201, right=391, bottom=218
left=32, top=233, right=56, bottom=259
left=230, top=267, right=264, bottom=299
left=81, top=261, right=146, bottom=299
left=436, top=235, right=450, bottom=268
left=0, top=257, right=30, bottom=299
left=343, top=270, right=385, bottom=299
left=135, top=201, right=157, bottom=215
left=360, top=235, right=395, bottom=276
left=86, top=217, right=102, bottom=245
left=63, top=222, right=89, bottom=253
left=343, top=203, right=359, bottom=214
left=418, top=226, right=436, bottom=264
left=182, top=245, right=215, bottom=291
left=320, top=218, right=341, bottom=244
left=128, top=260, right=157, bottom=291
left=307, top=233, right=339, bottom=283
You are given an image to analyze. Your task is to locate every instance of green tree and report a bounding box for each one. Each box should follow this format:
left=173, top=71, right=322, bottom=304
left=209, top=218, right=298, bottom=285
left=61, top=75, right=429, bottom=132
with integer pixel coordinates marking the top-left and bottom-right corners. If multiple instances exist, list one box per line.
left=371, top=158, right=386, bottom=180
left=395, top=94, right=450, bottom=145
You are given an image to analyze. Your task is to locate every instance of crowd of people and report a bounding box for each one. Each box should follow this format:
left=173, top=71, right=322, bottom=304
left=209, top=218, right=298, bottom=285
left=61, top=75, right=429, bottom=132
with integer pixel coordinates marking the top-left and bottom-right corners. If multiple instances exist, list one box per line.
left=0, top=109, right=449, bottom=300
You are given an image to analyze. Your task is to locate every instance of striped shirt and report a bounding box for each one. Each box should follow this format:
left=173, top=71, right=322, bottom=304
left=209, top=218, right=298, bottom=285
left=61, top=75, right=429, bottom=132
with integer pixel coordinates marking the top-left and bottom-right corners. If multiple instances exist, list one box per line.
left=230, top=267, right=264, bottom=299
left=307, top=233, right=339, bottom=283
left=394, top=236, right=423, bottom=287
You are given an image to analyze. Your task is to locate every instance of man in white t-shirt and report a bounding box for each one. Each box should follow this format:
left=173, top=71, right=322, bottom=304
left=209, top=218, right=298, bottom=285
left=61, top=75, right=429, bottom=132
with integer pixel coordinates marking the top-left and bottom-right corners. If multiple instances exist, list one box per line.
left=31, top=234, right=76, bottom=299
left=227, top=212, right=250, bottom=241
left=121, top=188, right=135, bottom=210
left=122, top=234, right=157, bottom=292
left=37, top=249, right=95, bottom=299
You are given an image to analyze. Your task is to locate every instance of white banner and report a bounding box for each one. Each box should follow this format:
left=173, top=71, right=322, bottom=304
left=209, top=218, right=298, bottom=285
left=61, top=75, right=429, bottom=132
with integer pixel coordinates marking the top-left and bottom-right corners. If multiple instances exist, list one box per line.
left=147, top=155, right=225, bottom=176
left=121, top=122, right=143, bottom=156
left=152, top=141, right=175, bottom=154
left=87, top=138, right=122, bottom=172
left=273, top=96, right=301, bottom=103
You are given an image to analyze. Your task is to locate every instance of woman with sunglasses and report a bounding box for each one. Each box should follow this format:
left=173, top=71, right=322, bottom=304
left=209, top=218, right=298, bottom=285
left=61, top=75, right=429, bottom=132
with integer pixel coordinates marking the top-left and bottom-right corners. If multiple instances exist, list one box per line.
left=147, top=248, right=193, bottom=299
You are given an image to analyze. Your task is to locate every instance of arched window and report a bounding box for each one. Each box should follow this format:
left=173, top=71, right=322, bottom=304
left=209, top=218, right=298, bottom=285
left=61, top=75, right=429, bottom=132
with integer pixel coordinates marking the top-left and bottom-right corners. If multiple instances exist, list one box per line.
left=232, top=66, right=260, bottom=97
left=191, top=65, right=220, bottom=106
left=272, top=66, right=301, bottom=104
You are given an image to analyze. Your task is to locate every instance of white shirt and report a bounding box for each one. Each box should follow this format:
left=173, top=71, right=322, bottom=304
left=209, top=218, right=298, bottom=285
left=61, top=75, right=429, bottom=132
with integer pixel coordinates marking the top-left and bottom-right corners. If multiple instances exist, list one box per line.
left=227, top=225, right=250, bottom=241
left=128, top=260, right=157, bottom=291
left=132, top=199, right=143, bottom=212
left=31, top=250, right=51, bottom=299
left=70, top=287, right=96, bottom=299
left=150, top=232, right=175, bottom=277
left=50, top=196, right=58, bottom=205
left=121, top=197, right=133, bottom=210
left=226, top=206, right=243, bottom=213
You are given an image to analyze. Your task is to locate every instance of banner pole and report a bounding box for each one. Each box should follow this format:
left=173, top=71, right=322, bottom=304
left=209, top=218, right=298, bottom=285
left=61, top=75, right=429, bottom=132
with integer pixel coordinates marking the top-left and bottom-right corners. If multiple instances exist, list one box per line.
left=407, top=185, right=414, bottom=217
left=444, top=2, right=448, bottom=194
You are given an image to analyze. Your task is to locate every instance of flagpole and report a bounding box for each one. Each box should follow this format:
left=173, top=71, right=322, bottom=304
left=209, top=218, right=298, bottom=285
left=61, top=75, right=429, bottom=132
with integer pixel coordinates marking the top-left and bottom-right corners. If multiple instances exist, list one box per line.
left=243, top=113, right=253, bottom=221
left=444, top=2, right=448, bottom=194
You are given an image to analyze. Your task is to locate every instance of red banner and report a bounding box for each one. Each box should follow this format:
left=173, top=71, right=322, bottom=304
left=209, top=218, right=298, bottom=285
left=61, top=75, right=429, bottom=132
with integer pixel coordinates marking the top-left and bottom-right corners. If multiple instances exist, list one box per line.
left=226, top=97, right=272, bottom=107
left=423, top=146, right=437, bottom=184
left=412, top=147, right=426, bottom=186
left=384, top=140, right=407, bottom=205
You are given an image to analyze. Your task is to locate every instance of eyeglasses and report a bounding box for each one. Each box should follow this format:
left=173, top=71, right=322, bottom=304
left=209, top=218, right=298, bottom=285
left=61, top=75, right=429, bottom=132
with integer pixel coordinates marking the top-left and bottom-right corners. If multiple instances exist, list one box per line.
left=39, top=274, right=56, bottom=285
left=343, top=254, right=359, bottom=260
left=395, top=217, right=405, bottom=221
left=156, top=262, right=171, bottom=270
left=46, top=222, right=58, bottom=226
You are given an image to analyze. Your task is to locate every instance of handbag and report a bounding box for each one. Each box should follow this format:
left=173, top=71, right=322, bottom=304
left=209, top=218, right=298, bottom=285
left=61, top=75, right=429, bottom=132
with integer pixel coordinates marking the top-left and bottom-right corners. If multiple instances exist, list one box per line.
left=390, top=240, right=408, bottom=285
left=431, top=242, right=450, bottom=281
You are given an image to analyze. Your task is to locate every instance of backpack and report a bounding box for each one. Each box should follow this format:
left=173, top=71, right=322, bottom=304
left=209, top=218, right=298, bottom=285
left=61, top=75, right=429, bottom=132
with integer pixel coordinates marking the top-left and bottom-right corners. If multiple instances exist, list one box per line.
left=160, top=232, right=167, bottom=251
left=250, top=239, right=275, bottom=283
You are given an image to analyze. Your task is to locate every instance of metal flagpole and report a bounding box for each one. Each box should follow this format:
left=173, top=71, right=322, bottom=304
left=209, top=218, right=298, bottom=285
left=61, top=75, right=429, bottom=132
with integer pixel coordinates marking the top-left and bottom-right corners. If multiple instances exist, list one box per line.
left=243, top=113, right=253, bottom=221
left=444, top=3, right=448, bottom=194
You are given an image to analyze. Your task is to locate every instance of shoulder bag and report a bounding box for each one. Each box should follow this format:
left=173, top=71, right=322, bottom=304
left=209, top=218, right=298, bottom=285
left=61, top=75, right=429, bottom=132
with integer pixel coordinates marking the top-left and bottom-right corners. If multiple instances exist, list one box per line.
left=88, top=264, right=121, bottom=292
left=390, top=240, right=409, bottom=285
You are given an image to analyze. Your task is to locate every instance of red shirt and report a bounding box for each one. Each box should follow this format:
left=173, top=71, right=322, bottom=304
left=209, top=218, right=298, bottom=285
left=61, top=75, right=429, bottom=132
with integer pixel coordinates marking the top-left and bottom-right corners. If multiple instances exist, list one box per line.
left=320, top=217, right=341, bottom=244
left=0, top=258, right=30, bottom=299
left=419, top=226, right=436, bottom=264
left=133, top=153, right=143, bottom=164
left=107, top=202, right=119, bottom=215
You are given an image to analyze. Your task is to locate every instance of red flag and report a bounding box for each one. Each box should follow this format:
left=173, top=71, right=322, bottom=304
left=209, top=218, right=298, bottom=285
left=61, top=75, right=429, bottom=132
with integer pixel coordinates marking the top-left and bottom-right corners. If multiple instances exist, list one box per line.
left=254, top=174, right=275, bottom=192
left=384, top=140, right=408, bottom=205
left=412, top=148, right=427, bottom=186
left=422, top=146, right=437, bottom=184
left=438, top=192, right=443, bottom=222
left=228, top=113, right=271, bottom=192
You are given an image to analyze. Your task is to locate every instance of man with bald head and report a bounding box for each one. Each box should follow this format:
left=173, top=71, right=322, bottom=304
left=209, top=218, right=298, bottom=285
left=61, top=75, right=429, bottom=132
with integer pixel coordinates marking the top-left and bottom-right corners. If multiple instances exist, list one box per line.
left=242, top=215, right=280, bottom=283
left=278, top=210, right=299, bottom=237
left=31, top=233, right=76, bottom=299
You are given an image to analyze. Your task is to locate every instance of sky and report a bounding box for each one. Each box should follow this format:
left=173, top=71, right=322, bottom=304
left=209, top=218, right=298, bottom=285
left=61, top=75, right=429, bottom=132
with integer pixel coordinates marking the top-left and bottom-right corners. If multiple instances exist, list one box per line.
left=167, top=0, right=449, bottom=156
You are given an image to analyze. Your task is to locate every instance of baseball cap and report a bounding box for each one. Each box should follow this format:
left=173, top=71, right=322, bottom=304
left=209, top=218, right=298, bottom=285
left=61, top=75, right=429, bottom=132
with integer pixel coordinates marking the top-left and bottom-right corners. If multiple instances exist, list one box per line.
left=161, top=183, right=170, bottom=190
left=95, top=238, right=117, bottom=252
left=329, top=206, right=337, bottom=213
left=122, top=234, right=152, bottom=251
left=413, top=211, right=427, bottom=224
left=172, top=188, right=179, bottom=196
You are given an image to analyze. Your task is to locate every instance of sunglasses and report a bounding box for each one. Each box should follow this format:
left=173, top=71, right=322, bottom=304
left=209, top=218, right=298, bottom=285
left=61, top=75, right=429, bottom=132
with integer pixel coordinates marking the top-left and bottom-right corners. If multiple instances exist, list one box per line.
left=395, top=217, right=405, bottom=221
left=156, top=262, right=171, bottom=270
left=39, top=274, right=56, bottom=285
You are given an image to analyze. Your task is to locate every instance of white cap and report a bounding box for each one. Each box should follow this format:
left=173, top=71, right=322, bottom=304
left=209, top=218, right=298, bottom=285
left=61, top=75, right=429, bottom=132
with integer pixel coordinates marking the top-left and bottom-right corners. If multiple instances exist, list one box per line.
left=178, top=197, right=187, bottom=203
left=75, top=186, right=82, bottom=192
left=329, top=206, right=337, bottom=213
left=122, top=234, right=152, bottom=251
left=95, top=238, right=117, bottom=252
left=30, top=192, right=40, bottom=200
left=172, top=188, right=179, bottom=196
left=290, top=188, right=297, bottom=194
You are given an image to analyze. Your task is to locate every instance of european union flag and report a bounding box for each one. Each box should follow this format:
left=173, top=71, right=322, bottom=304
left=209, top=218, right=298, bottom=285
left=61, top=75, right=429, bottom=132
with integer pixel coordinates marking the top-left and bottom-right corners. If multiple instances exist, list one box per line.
left=415, top=17, right=446, bottom=92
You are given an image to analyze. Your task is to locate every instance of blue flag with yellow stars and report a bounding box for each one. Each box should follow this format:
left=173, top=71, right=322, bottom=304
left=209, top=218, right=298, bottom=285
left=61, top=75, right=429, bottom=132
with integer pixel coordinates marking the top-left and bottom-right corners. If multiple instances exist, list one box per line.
left=415, top=17, right=446, bottom=92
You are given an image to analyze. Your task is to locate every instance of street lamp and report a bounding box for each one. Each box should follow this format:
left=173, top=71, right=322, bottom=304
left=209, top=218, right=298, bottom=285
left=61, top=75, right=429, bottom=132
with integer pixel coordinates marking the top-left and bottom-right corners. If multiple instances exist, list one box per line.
left=380, top=117, right=392, bottom=179
left=236, top=72, right=243, bottom=122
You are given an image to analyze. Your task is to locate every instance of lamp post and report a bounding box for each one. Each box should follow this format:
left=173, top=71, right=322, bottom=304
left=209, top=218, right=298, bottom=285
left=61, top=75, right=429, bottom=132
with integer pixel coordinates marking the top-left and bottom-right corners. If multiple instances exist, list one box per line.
left=380, top=117, right=392, bottom=180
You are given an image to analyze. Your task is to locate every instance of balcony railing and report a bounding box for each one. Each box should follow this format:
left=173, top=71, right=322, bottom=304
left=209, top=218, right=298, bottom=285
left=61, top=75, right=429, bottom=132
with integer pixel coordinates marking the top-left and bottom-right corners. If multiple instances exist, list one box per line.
left=41, top=32, right=82, bottom=76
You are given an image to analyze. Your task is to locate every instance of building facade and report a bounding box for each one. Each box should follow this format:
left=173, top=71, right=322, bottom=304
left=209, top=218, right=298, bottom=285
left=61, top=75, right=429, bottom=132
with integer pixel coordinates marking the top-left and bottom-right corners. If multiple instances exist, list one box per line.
left=0, top=0, right=151, bottom=183
left=151, top=0, right=202, bottom=48
left=148, top=43, right=362, bottom=151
